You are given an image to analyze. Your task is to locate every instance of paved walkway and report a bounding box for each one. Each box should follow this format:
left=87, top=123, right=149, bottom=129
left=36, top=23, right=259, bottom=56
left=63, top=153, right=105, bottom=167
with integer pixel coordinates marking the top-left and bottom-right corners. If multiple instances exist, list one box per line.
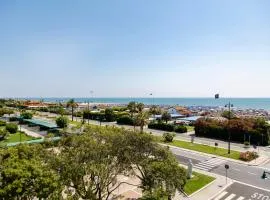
left=20, top=126, right=44, bottom=138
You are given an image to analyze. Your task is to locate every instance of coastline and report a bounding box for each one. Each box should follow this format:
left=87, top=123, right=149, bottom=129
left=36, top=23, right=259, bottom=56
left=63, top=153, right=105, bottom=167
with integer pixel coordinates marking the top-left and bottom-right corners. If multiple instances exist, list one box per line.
left=15, top=97, right=270, bottom=111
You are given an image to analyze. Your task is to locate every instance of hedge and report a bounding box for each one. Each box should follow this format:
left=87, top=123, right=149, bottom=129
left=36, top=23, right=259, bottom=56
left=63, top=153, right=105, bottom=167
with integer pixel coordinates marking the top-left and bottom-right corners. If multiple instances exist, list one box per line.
left=83, top=111, right=105, bottom=121
left=148, top=122, right=175, bottom=132
left=194, top=118, right=270, bottom=146
left=0, top=120, right=6, bottom=126
left=117, top=116, right=135, bottom=126
left=175, top=125, right=188, bottom=133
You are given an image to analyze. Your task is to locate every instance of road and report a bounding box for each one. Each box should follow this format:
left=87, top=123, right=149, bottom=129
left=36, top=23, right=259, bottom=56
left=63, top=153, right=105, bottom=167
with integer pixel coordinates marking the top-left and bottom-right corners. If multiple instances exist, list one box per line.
left=170, top=146, right=270, bottom=191
left=212, top=182, right=270, bottom=200
left=35, top=111, right=270, bottom=157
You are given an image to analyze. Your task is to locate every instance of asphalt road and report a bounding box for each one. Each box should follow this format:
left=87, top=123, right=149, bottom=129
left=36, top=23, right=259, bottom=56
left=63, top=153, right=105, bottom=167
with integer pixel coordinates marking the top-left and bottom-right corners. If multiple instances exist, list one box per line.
left=212, top=182, right=270, bottom=200
left=171, top=146, right=270, bottom=191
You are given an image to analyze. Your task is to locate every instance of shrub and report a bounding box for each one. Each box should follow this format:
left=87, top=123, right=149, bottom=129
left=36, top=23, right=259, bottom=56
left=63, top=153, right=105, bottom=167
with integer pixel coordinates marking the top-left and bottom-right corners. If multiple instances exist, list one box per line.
left=148, top=122, right=175, bottom=132
left=9, top=117, right=18, bottom=122
left=6, top=123, right=18, bottom=134
left=163, top=132, right=176, bottom=142
left=194, top=118, right=270, bottom=146
left=175, top=125, right=188, bottom=133
left=117, top=116, right=135, bottom=125
left=21, top=111, right=33, bottom=119
left=239, top=151, right=259, bottom=161
left=74, top=111, right=83, bottom=117
left=0, top=120, right=6, bottom=126
left=244, top=141, right=250, bottom=147
left=0, top=129, right=8, bottom=141
left=104, top=108, right=116, bottom=122
left=83, top=111, right=105, bottom=121
left=56, top=116, right=69, bottom=128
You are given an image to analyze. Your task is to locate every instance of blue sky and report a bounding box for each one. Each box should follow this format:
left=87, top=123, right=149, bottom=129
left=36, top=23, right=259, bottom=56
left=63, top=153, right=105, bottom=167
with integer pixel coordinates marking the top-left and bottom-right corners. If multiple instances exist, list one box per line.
left=1, top=0, right=270, bottom=98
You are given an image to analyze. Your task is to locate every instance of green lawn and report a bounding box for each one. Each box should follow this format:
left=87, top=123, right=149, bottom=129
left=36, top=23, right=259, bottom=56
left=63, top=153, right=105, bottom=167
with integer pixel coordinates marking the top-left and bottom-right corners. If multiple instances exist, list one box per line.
left=168, top=140, right=241, bottom=160
left=70, top=120, right=82, bottom=126
left=0, top=132, right=36, bottom=145
left=185, top=126, right=194, bottom=132
left=184, top=172, right=215, bottom=195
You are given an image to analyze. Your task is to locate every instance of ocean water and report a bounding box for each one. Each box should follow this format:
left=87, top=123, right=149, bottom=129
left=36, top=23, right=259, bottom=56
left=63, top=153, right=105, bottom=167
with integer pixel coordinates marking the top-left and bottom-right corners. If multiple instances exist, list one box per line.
left=22, top=97, right=270, bottom=111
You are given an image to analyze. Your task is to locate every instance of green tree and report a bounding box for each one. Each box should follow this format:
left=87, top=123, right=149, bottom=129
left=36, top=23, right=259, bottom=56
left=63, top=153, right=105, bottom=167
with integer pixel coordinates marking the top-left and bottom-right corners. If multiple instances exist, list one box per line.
left=56, top=116, right=69, bottom=128
left=119, top=130, right=187, bottom=199
left=149, top=105, right=162, bottom=116
left=0, top=128, right=8, bottom=141
left=127, top=101, right=137, bottom=117
left=0, top=144, right=61, bottom=199
left=136, top=102, right=145, bottom=112
left=20, top=111, right=33, bottom=119
left=221, top=110, right=235, bottom=119
left=161, top=111, right=171, bottom=124
left=50, top=126, right=186, bottom=200
left=6, top=123, right=18, bottom=133
left=66, top=99, right=78, bottom=121
left=135, top=111, right=149, bottom=133
left=104, top=108, right=115, bottom=122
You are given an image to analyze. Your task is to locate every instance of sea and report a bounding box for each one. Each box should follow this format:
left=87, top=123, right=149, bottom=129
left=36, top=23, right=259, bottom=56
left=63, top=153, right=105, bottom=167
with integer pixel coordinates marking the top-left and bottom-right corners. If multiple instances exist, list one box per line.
left=20, top=98, right=270, bottom=111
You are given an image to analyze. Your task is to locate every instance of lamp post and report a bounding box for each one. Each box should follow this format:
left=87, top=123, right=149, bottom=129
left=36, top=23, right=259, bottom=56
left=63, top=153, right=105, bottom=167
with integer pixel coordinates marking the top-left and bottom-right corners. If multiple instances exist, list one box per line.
left=87, top=91, right=94, bottom=124
left=225, top=102, right=233, bottom=154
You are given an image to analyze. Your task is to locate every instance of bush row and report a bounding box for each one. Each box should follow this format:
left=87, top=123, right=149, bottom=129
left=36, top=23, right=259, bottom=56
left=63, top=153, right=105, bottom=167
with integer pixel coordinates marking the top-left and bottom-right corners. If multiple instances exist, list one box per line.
left=148, top=122, right=188, bottom=133
left=194, top=118, right=270, bottom=146
left=117, top=116, right=135, bottom=125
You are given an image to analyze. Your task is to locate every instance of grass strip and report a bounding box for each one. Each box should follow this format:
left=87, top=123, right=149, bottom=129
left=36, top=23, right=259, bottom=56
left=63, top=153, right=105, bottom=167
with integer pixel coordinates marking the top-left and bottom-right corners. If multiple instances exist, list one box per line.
left=184, top=172, right=215, bottom=195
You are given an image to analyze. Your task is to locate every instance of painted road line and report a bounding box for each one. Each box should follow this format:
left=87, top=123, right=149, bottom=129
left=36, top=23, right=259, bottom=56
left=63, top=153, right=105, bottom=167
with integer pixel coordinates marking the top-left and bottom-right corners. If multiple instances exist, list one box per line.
left=194, top=158, right=226, bottom=171
left=231, top=168, right=240, bottom=172
left=214, top=191, right=228, bottom=200
left=236, top=197, right=245, bottom=200
left=224, top=193, right=236, bottom=200
left=247, top=172, right=257, bottom=175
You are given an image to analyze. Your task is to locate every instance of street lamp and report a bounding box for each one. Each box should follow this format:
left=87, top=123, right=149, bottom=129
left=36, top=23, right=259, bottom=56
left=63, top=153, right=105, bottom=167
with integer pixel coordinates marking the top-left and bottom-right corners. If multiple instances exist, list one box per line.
left=87, top=91, right=94, bottom=125
left=225, top=102, right=233, bottom=154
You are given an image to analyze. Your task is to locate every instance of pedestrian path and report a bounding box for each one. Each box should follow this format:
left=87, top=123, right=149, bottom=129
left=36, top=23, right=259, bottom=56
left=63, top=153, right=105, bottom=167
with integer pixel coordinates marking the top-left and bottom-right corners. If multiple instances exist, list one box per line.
left=213, top=191, right=246, bottom=200
left=193, top=158, right=225, bottom=171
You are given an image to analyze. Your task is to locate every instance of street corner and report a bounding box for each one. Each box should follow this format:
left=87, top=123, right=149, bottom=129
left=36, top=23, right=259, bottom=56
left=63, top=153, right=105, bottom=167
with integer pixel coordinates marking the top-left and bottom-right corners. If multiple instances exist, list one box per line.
left=210, top=182, right=270, bottom=200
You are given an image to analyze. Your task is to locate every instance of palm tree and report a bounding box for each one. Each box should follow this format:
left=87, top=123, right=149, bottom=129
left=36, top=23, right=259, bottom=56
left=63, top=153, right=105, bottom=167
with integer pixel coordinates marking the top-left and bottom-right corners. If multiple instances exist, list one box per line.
left=66, top=99, right=78, bottom=121
left=161, top=111, right=171, bottom=124
left=135, top=111, right=149, bottom=133
left=136, top=103, right=145, bottom=113
left=127, top=101, right=137, bottom=117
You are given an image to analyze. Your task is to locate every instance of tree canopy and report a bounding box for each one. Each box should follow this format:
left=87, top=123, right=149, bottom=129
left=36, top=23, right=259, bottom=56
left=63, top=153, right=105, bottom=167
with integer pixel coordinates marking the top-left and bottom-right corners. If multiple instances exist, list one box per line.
left=0, top=126, right=187, bottom=199
left=0, top=144, right=61, bottom=199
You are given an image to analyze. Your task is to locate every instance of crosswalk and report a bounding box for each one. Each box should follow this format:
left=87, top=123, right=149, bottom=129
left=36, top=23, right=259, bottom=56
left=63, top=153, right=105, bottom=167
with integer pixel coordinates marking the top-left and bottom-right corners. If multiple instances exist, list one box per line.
left=193, top=158, right=225, bottom=171
left=214, top=191, right=245, bottom=200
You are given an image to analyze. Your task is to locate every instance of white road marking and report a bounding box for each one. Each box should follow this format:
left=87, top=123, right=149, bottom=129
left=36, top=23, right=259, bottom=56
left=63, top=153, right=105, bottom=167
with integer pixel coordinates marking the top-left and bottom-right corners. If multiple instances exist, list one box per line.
left=233, top=180, right=270, bottom=192
left=194, top=158, right=226, bottom=171
left=214, top=191, right=228, bottom=200
left=236, top=196, right=245, bottom=200
left=224, top=193, right=236, bottom=200
left=231, top=168, right=240, bottom=171
left=247, top=172, right=257, bottom=175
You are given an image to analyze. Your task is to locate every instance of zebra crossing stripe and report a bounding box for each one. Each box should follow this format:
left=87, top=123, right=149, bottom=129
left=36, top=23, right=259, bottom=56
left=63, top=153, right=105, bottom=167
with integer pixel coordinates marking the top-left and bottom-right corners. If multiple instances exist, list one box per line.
left=236, top=197, right=245, bottom=200
left=214, top=191, right=228, bottom=200
left=224, top=194, right=236, bottom=200
left=194, top=158, right=225, bottom=171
